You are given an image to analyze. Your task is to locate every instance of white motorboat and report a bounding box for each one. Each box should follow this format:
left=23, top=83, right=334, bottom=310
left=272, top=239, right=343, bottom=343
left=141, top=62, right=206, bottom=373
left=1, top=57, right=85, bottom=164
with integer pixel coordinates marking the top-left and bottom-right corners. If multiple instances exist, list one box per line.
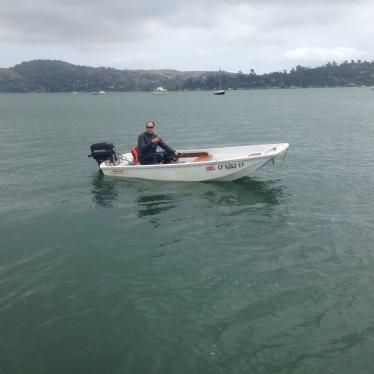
left=92, top=90, right=106, bottom=95
left=153, top=86, right=167, bottom=95
left=89, top=143, right=289, bottom=182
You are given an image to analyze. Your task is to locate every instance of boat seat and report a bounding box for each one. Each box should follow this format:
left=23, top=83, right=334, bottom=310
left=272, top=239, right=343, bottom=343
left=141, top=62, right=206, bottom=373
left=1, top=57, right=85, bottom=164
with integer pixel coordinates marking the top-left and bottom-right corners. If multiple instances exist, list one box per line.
left=131, top=146, right=140, bottom=164
left=193, top=155, right=212, bottom=162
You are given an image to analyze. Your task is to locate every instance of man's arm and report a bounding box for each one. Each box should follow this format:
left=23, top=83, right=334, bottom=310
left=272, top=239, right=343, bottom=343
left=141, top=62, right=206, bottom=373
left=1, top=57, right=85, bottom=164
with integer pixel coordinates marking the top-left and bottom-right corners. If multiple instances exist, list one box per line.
left=158, top=138, right=175, bottom=154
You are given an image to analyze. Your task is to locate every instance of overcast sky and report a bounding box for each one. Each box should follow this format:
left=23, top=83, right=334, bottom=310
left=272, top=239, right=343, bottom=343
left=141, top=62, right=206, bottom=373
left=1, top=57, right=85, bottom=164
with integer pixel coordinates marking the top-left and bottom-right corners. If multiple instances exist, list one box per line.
left=1, top=0, right=373, bottom=73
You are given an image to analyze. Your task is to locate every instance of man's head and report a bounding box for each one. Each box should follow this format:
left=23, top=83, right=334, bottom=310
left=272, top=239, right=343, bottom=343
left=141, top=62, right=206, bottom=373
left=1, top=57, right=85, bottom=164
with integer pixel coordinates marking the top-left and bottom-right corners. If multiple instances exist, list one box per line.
left=146, top=120, right=155, bottom=133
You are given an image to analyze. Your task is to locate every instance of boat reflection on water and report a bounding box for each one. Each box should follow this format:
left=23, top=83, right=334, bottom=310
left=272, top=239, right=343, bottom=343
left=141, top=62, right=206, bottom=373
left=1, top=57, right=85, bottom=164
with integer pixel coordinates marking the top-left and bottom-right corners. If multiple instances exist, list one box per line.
left=91, top=173, right=177, bottom=227
left=91, top=173, right=176, bottom=215
left=135, top=194, right=177, bottom=227
left=201, top=178, right=284, bottom=207
left=91, top=172, right=120, bottom=208
left=91, top=173, right=284, bottom=219
left=137, top=194, right=176, bottom=218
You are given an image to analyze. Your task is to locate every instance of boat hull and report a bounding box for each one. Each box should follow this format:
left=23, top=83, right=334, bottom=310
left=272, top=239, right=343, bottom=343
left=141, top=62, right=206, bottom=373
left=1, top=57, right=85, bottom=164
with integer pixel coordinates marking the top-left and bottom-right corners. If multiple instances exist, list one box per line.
left=100, top=143, right=289, bottom=182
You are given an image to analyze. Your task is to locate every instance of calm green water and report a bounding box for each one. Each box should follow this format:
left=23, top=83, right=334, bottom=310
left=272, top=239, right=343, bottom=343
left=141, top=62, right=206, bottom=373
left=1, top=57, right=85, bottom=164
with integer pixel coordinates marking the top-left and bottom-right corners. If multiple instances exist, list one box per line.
left=1, top=89, right=374, bottom=374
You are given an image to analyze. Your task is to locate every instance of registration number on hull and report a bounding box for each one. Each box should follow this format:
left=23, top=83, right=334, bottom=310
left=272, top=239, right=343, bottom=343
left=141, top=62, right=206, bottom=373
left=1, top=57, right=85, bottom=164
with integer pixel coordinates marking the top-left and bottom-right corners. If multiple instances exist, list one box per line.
left=217, top=162, right=244, bottom=170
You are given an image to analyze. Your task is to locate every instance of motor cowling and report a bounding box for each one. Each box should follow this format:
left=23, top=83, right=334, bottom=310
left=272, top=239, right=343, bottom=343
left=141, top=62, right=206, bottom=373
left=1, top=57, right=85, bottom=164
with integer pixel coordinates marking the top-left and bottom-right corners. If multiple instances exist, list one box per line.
left=88, top=142, right=117, bottom=166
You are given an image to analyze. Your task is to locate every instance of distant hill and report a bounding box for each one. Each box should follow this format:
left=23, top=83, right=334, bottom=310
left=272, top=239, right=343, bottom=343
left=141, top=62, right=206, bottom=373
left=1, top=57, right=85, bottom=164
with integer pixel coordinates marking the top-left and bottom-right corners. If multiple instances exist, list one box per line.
left=0, top=59, right=374, bottom=92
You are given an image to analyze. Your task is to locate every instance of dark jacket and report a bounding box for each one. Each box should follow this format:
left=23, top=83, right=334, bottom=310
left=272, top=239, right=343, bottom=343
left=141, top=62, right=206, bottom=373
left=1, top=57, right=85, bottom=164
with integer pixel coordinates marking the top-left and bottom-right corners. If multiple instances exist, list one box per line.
left=137, top=131, right=175, bottom=163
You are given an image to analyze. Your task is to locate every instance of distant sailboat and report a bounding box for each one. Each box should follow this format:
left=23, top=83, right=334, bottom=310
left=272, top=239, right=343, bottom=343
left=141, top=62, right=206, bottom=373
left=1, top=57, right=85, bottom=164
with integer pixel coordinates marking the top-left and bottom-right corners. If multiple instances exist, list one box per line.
left=72, top=81, right=78, bottom=94
left=213, top=69, right=225, bottom=95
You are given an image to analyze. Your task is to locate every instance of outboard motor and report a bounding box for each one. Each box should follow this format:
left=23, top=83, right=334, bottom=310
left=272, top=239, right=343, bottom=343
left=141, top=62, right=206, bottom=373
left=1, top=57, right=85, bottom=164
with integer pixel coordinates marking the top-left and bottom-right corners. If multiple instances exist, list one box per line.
left=88, top=142, right=117, bottom=166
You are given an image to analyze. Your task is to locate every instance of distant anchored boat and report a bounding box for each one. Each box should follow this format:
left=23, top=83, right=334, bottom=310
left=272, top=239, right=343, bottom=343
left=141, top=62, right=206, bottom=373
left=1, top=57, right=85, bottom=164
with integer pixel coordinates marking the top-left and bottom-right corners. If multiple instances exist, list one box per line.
left=153, top=86, right=167, bottom=95
left=92, top=90, right=106, bottom=95
left=213, top=89, right=225, bottom=95
left=213, top=68, right=225, bottom=95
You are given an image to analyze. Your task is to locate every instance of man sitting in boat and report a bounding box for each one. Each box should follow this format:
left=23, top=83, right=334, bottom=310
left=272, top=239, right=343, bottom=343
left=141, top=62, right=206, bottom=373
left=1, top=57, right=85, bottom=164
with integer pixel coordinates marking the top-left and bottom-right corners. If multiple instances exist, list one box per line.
left=137, top=120, right=180, bottom=164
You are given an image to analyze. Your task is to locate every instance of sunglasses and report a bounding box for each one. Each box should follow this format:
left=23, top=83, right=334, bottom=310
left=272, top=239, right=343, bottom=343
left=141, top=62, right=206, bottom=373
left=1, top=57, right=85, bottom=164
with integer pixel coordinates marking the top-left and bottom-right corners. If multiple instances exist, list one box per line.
left=146, top=126, right=154, bottom=129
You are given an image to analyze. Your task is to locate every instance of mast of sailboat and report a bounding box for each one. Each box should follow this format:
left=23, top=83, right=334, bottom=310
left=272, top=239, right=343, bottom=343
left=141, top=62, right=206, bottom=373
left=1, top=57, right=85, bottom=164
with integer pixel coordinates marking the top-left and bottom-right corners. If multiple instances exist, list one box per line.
left=219, top=67, right=222, bottom=90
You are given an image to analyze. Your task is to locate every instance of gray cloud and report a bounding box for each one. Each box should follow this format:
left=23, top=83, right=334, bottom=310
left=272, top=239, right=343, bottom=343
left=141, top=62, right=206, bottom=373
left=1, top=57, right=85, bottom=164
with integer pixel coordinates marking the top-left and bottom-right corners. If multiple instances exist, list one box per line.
left=1, top=0, right=373, bottom=72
